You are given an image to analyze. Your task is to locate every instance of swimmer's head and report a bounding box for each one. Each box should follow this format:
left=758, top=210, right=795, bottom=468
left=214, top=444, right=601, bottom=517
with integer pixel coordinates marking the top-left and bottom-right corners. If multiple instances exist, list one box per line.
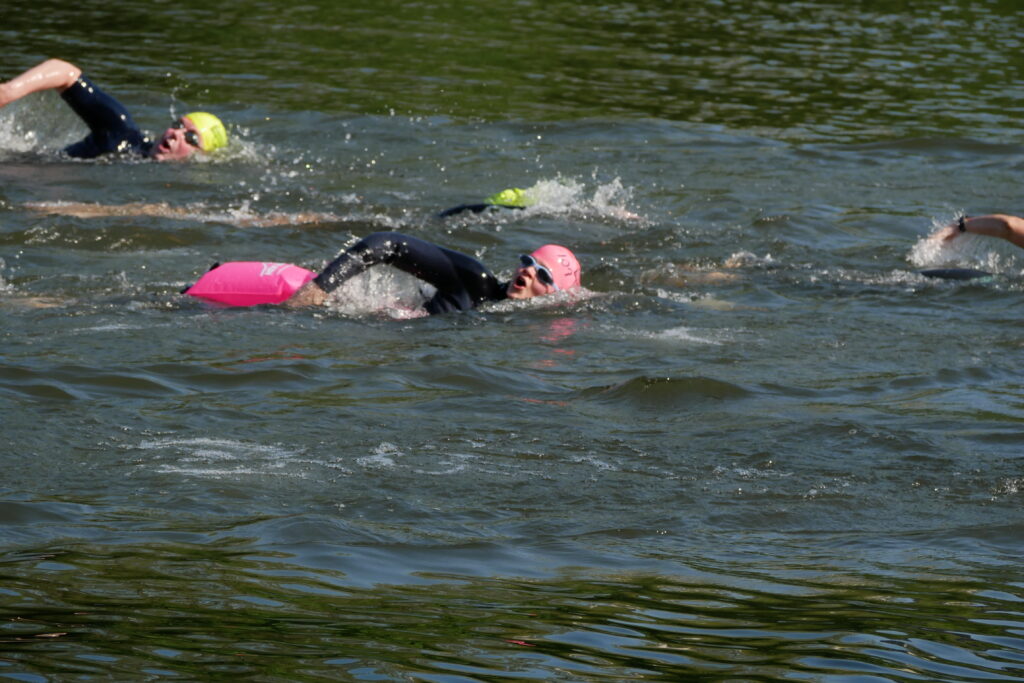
left=507, top=244, right=581, bottom=299
left=531, top=244, right=581, bottom=290
left=151, top=112, right=228, bottom=161
left=182, top=112, right=228, bottom=152
left=486, top=187, right=534, bottom=208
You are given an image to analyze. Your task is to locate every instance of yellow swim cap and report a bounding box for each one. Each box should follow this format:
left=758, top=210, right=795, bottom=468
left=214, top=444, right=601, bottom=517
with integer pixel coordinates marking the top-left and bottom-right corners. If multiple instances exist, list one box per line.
left=485, top=187, right=534, bottom=208
left=183, top=111, right=228, bottom=153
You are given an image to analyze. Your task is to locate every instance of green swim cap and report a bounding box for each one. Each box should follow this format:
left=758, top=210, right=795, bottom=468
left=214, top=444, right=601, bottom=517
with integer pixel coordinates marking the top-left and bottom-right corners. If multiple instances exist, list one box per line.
left=183, top=111, right=228, bottom=152
left=485, top=187, right=534, bottom=208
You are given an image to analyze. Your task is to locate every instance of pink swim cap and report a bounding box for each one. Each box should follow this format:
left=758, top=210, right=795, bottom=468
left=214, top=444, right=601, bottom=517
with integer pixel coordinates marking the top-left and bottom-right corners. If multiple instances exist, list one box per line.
left=530, top=244, right=581, bottom=290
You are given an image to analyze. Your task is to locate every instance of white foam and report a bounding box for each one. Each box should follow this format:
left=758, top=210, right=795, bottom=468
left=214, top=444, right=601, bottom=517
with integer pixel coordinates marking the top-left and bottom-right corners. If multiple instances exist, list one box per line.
left=135, top=437, right=306, bottom=479
left=993, top=478, right=1024, bottom=496
left=356, top=442, right=403, bottom=468
left=653, top=325, right=723, bottom=345
left=77, top=324, right=148, bottom=332
left=615, top=319, right=726, bottom=346
left=724, top=251, right=775, bottom=268
left=569, top=454, right=618, bottom=471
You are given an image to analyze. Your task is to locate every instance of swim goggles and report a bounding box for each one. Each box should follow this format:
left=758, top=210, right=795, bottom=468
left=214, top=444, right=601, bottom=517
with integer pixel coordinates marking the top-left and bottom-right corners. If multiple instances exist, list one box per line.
left=519, top=254, right=559, bottom=290
left=172, top=120, right=203, bottom=148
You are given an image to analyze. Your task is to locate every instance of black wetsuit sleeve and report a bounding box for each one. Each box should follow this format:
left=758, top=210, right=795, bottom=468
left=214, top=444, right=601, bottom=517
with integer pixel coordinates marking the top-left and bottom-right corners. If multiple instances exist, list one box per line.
left=59, top=75, right=151, bottom=158
left=313, top=231, right=508, bottom=313
left=437, top=203, right=525, bottom=218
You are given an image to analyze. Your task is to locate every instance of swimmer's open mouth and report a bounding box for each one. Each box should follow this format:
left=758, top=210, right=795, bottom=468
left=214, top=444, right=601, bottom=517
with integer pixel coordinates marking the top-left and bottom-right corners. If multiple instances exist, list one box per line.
left=515, top=275, right=527, bottom=288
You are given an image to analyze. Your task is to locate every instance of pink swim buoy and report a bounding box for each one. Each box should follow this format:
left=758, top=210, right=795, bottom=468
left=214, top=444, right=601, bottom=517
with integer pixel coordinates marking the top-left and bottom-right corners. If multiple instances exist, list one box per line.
left=183, top=261, right=316, bottom=306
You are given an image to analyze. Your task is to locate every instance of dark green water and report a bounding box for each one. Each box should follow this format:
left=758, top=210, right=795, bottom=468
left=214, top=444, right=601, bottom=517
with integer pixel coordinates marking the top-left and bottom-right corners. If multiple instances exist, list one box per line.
left=3, top=0, right=1024, bottom=680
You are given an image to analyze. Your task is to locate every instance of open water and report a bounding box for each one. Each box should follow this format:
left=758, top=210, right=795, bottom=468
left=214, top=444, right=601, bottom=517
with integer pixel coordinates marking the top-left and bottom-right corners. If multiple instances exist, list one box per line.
left=3, top=1, right=1024, bottom=680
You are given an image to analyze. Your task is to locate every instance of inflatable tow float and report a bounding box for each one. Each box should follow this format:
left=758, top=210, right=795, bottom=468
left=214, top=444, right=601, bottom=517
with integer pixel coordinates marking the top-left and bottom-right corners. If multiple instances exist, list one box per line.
left=183, top=261, right=315, bottom=306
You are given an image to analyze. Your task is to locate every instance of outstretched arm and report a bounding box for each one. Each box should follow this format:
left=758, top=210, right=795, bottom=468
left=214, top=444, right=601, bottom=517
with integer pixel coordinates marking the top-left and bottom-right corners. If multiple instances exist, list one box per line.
left=943, top=214, right=1024, bottom=250
left=24, top=201, right=341, bottom=228
left=0, top=59, right=82, bottom=108
left=284, top=231, right=503, bottom=310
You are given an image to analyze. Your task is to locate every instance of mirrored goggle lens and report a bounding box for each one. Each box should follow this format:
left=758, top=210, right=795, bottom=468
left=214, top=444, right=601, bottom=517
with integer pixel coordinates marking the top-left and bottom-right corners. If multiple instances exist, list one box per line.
left=519, top=254, right=556, bottom=287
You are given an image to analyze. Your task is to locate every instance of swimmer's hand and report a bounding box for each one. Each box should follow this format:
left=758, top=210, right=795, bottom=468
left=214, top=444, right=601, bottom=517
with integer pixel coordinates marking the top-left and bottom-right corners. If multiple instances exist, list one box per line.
left=283, top=281, right=327, bottom=308
left=930, top=216, right=968, bottom=243
left=932, top=214, right=1024, bottom=249
left=938, top=224, right=962, bottom=243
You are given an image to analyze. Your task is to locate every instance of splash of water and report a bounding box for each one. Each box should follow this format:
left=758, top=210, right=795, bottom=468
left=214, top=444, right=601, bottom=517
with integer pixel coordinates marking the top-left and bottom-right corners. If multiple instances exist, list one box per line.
left=0, top=92, right=93, bottom=157
left=524, top=176, right=643, bottom=222
left=908, top=214, right=1021, bottom=274
left=323, top=267, right=429, bottom=318
left=0, top=107, right=44, bottom=156
left=0, top=258, right=11, bottom=294
left=724, top=251, right=775, bottom=268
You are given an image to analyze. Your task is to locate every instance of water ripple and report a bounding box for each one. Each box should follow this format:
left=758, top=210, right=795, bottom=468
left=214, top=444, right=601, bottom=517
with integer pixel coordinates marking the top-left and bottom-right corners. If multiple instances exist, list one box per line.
left=1, top=552, right=1022, bottom=680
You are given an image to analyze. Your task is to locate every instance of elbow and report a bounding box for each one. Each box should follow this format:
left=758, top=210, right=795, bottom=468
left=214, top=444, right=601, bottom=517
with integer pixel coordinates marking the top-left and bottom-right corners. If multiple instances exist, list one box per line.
left=46, top=59, right=83, bottom=90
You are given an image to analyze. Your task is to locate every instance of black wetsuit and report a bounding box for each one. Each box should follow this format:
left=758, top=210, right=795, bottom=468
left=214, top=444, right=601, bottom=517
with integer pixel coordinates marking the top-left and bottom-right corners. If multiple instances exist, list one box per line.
left=314, top=232, right=509, bottom=314
left=59, top=75, right=153, bottom=158
left=918, top=268, right=992, bottom=280
left=437, top=202, right=525, bottom=218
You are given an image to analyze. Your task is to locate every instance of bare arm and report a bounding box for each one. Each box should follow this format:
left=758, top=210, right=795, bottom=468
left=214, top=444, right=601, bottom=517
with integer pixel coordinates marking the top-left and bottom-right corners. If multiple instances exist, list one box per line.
left=0, top=59, right=82, bottom=108
left=24, top=201, right=174, bottom=218
left=943, top=214, right=1024, bottom=250
left=24, top=201, right=341, bottom=227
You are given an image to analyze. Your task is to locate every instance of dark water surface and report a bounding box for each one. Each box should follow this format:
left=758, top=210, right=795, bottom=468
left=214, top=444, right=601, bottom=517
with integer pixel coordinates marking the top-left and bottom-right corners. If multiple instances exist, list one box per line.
left=3, top=1, right=1024, bottom=680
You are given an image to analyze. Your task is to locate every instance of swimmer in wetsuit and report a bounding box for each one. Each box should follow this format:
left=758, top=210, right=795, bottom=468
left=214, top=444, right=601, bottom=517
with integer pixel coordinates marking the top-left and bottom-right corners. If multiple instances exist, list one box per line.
left=285, top=231, right=582, bottom=312
left=438, top=187, right=535, bottom=218
left=0, top=58, right=227, bottom=160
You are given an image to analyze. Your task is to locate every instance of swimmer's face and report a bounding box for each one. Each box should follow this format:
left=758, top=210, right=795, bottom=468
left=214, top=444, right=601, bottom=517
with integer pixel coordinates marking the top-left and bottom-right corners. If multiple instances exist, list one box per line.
left=151, top=116, right=203, bottom=161
left=506, top=253, right=559, bottom=300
